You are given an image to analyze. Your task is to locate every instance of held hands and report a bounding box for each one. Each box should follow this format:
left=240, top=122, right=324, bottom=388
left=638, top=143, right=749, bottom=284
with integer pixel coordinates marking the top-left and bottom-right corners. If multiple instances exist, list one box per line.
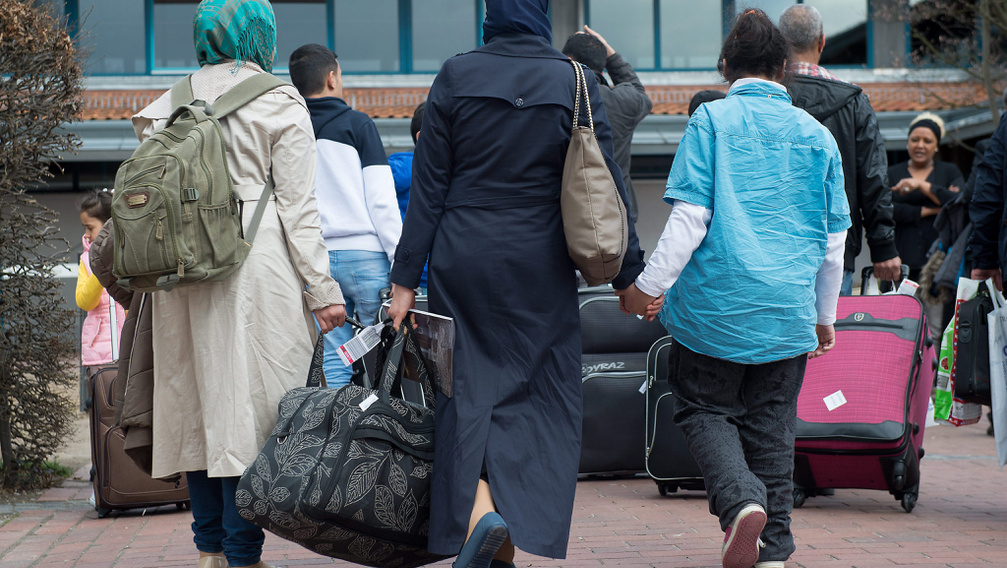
left=387, top=283, right=416, bottom=330
left=314, top=304, right=346, bottom=334
left=808, top=324, right=835, bottom=359
left=614, top=283, right=664, bottom=321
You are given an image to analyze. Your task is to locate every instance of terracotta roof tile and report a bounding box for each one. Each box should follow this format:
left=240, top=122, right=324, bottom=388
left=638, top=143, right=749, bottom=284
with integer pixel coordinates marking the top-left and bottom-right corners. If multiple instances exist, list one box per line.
left=80, top=87, right=428, bottom=121
left=80, top=81, right=995, bottom=121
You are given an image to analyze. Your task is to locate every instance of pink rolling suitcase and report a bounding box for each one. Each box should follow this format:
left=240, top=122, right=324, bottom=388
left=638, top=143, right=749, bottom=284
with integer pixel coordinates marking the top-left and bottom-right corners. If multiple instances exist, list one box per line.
left=793, top=293, right=935, bottom=513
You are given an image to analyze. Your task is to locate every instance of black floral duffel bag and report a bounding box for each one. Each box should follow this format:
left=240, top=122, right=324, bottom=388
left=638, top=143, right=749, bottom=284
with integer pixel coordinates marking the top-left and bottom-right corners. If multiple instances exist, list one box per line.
left=236, top=323, right=447, bottom=568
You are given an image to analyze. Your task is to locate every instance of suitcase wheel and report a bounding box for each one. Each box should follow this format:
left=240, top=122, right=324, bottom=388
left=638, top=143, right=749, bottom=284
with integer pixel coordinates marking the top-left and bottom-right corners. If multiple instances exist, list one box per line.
left=901, top=493, right=917, bottom=513
left=177, top=502, right=190, bottom=511
left=656, top=482, right=678, bottom=496
left=793, top=488, right=807, bottom=509
left=891, top=462, right=906, bottom=491
left=96, top=507, right=111, bottom=518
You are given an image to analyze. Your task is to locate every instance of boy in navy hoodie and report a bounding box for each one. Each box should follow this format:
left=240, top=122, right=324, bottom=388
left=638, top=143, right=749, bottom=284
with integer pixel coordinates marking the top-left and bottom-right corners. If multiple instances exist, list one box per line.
left=289, top=44, right=402, bottom=386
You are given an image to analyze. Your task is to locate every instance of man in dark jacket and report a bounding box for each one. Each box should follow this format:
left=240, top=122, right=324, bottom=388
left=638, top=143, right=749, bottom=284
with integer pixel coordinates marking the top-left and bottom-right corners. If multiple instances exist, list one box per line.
left=563, top=25, right=652, bottom=223
left=780, top=5, right=901, bottom=292
left=969, top=116, right=1007, bottom=289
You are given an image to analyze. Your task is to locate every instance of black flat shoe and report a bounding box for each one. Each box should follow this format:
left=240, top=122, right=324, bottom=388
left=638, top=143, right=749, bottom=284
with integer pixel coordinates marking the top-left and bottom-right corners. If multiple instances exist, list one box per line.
left=453, top=512, right=508, bottom=568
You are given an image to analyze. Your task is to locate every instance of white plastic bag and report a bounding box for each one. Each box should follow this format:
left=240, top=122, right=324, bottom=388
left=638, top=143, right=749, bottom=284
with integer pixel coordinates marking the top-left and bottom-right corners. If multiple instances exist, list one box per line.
left=934, top=278, right=983, bottom=425
left=986, top=279, right=1007, bottom=468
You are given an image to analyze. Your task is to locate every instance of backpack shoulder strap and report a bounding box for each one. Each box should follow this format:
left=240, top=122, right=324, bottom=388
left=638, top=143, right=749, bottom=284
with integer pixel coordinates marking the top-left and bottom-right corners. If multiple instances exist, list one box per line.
left=169, top=75, right=195, bottom=109
left=210, top=73, right=288, bottom=119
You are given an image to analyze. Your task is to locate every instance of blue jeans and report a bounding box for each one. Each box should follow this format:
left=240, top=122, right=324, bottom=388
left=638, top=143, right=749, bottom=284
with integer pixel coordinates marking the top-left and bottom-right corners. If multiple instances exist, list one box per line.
left=840, top=268, right=854, bottom=296
left=186, top=470, right=264, bottom=567
left=324, top=250, right=391, bottom=387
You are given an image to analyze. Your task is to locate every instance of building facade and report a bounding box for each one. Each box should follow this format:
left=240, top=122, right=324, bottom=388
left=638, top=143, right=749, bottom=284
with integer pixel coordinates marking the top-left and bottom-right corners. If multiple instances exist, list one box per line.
left=42, top=0, right=993, bottom=191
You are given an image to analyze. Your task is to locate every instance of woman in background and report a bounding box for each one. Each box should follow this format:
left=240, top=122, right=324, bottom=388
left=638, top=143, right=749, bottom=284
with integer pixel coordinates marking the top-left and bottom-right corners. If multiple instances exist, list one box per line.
left=889, top=112, right=964, bottom=340
left=889, top=112, right=964, bottom=281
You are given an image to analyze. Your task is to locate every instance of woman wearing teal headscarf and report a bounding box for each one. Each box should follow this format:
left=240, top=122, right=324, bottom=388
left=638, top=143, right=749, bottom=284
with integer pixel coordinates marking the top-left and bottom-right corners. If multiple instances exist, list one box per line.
left=130, top=2, right=346, bottom=568
left=193, top=0, right=276, bottom=72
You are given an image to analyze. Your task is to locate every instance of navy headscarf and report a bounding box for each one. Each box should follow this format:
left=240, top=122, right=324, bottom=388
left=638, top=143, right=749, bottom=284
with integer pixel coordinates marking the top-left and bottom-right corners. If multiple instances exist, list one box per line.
left=482, top=0, right=552, bottom=43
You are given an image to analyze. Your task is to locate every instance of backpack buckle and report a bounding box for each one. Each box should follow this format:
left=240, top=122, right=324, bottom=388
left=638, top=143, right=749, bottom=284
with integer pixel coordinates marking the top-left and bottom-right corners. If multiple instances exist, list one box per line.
left=182, top=187, right=200, bottom=202
left=156, top=273, right=179, bottom=292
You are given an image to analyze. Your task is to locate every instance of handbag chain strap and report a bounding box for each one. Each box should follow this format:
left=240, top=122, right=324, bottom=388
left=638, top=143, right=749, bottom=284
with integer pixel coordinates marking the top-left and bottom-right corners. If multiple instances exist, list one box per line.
left=569, top=60, right=594, bottom=132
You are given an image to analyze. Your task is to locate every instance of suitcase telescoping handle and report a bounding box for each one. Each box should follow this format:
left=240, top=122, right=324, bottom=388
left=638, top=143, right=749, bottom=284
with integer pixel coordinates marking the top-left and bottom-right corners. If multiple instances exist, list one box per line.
left=860, top=264, right=910, bottom=295
left=108, top=294, right=120, bottom=362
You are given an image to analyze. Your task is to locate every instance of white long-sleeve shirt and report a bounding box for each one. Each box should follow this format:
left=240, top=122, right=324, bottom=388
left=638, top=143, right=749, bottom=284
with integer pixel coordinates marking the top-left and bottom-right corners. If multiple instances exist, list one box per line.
left=635, top=199, right=847, bottom=325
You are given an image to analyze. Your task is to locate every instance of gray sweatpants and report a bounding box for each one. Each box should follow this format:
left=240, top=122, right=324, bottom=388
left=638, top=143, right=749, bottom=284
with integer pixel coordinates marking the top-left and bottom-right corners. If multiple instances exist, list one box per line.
left=668, top=341, right=806, bottom=563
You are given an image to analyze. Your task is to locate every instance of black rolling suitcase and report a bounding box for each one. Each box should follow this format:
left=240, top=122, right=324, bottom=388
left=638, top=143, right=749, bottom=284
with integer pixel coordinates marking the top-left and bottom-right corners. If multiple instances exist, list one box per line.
left=644, top=336, right=704, bottom=494
left=578, top=290, right=667, bottom=476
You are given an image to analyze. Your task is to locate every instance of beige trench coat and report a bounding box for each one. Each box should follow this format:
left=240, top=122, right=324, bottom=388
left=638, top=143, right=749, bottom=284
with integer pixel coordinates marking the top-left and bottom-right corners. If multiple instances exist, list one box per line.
left=132, top=62, right=344, bottom=479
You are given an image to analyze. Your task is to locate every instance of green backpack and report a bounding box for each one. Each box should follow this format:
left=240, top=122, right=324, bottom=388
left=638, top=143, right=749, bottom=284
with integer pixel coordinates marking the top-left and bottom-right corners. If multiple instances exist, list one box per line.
left=112, top=73, right=286, bottom=292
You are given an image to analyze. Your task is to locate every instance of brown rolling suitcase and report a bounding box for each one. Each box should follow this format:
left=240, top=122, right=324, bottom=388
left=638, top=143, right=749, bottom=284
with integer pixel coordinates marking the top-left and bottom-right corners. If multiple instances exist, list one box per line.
left=87, top=365, right=190, bottom=516
left=86, top=300, right=189, bottom=517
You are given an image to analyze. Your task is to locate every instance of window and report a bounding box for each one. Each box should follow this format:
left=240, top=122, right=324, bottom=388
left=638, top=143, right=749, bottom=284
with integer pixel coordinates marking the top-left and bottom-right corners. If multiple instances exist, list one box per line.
left=81, top=0, right=146, bottom=74
left=731, top=0, right=869, bottom=67
left=816, top=0, right=868, bottom=66
left=274, top=3, right=328, bottom=69
left=152, top=1, right=327, bottom=71
left=412, top=0, right=477, bottom=72
left=78, top=0, right=878, bottom=76
left=334, top=0, right=399, bottom=72
left=731, top=0, right=794, bottom=24
left=660, top=0, right=721, bottom=69
left=76, top=0, right=484, bottom=75
left=152, top=3, right=198, bottom=69
left=587, top=0, right=655, bottom=70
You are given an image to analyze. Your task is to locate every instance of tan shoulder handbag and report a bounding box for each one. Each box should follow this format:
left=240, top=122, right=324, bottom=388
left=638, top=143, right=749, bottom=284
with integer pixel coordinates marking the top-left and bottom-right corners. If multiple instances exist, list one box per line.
left=561, top=60, right=628, bottom=286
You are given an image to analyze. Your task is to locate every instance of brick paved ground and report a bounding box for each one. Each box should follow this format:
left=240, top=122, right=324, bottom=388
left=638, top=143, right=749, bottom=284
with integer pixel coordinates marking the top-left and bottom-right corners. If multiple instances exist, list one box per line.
left=0, top=421, right=1002, bottom=568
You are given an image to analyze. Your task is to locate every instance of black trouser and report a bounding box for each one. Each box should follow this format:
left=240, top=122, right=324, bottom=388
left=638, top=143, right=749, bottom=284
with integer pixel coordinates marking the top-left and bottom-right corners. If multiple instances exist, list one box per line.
left=669, top=342, right=806, bottom=563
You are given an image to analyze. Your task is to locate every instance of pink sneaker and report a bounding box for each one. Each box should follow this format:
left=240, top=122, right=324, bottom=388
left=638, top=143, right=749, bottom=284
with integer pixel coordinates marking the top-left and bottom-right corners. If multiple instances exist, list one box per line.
left=721, top=503, right=767, bottom=568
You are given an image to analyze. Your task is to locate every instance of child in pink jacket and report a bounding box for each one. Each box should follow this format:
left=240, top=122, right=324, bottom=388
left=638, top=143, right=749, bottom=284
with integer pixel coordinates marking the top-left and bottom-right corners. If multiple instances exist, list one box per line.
left=77, top=190, right=125, bottom=366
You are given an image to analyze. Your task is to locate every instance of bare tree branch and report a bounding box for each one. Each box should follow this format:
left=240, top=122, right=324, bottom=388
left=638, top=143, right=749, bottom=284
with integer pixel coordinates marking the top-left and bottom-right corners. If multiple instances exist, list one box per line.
left=0, top=0, right=85, bottom=491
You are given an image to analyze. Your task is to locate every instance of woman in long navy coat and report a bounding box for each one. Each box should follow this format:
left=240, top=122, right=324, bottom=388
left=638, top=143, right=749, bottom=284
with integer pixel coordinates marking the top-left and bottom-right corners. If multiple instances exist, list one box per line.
left=388, top=1, right=645, bottom=565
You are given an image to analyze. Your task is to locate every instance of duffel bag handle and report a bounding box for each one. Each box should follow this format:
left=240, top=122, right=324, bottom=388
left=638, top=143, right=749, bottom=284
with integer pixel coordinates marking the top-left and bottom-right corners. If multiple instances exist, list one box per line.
left=304, top=316, right=368, bottom=389
left=377, top=324, right=437, bottom=408
left=306, top=334, right=326, bottom=388
left=378, top=325, right=409, bottom=396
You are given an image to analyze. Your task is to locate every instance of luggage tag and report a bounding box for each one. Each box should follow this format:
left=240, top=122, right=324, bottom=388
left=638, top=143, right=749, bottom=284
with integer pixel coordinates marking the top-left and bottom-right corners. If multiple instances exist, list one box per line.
left=823, top=390, right=847, bottom=411
left=338, top=323, right=384, bottom=366
left=896, top=279, right=919, bottom=296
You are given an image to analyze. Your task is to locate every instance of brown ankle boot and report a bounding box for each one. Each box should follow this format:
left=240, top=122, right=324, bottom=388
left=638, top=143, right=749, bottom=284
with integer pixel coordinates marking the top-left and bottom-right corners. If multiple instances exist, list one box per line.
left=197, top=555, right=227, bottom=568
